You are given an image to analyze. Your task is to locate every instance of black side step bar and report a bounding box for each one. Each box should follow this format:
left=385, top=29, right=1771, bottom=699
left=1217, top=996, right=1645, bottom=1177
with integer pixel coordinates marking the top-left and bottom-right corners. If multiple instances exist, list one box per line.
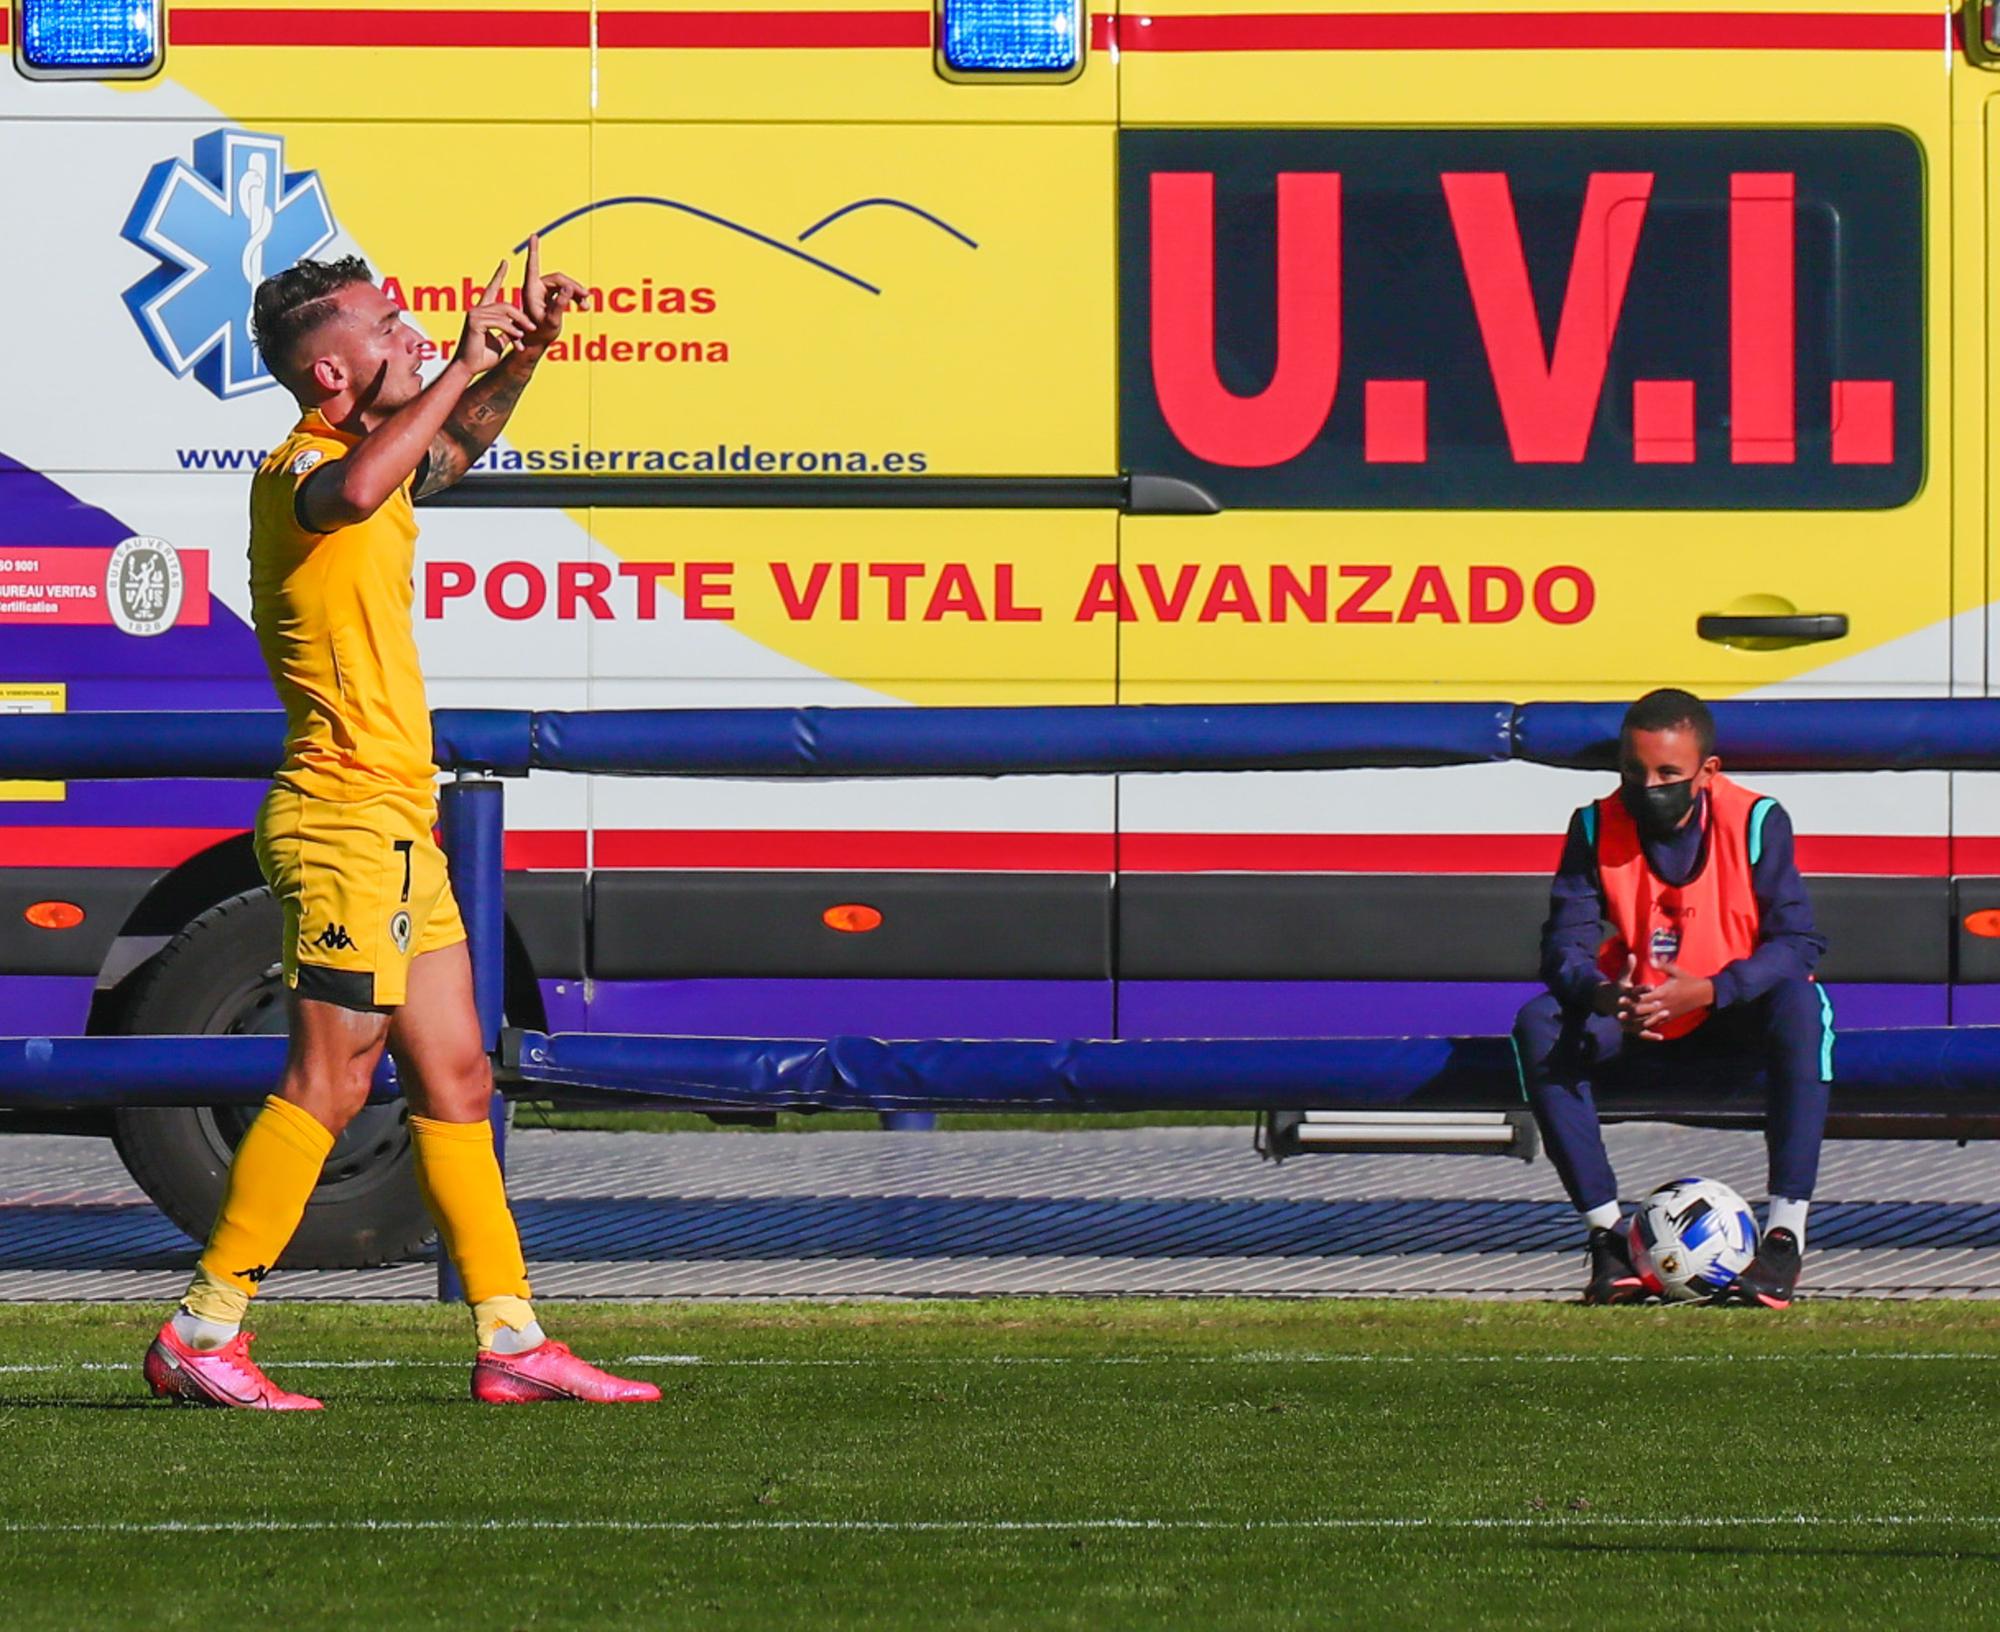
left=423, top=473, right=1221, bottom=514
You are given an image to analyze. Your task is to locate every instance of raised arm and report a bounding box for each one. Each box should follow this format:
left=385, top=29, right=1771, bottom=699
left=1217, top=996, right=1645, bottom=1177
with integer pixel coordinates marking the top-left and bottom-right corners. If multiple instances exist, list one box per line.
left=413, top=236, right=584, bottom=499
left=297, top=260, right=529, bottom=531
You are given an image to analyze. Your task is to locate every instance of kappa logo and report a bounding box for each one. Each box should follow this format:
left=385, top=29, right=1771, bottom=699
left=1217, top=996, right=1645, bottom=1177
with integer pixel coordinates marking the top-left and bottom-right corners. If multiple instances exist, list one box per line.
left=121, top=130, right=339, bottom=399
left=235, top=1264, right=271, bottom=1285
left=313, top=922, right=357, bottom=953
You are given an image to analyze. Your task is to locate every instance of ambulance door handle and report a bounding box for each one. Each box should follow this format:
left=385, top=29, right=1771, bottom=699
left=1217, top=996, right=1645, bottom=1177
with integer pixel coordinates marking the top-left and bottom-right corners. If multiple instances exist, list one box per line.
left=1125, top=474, right=1222, bottom=515
left=1696, top=613, right=1849, bottom=646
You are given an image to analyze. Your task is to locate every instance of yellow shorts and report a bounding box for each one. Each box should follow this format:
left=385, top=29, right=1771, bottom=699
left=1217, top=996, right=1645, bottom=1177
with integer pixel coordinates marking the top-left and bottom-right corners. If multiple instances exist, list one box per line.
left=254, top=783, right=466, bottom=1012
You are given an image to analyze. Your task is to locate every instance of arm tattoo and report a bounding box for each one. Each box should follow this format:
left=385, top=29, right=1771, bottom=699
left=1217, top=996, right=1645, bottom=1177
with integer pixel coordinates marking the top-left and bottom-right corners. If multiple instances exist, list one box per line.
left=411, top=353, right=537, bottom=498
left=411, top=432, right=470, bottom=499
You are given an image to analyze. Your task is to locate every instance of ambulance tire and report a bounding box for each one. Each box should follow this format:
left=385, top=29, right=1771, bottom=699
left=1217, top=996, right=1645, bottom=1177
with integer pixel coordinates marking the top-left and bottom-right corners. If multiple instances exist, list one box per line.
left=109, top=887, right=437, bottom=1271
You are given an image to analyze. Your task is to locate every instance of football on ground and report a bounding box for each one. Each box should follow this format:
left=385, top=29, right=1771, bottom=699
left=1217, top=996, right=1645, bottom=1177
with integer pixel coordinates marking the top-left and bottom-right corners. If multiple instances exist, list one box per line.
left=1629, top=1176, right=1760, bottom=1301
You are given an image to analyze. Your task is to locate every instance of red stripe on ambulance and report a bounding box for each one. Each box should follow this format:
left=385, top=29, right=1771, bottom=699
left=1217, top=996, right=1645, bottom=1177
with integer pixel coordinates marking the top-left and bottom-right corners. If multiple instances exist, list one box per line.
left=598, top=8, right=929, bottom=46
left=167, top=6, right=959, bottom=48
left=157, top=7, right=1934, bottom=52
left=593, top=830, right=1117, bottom=870
left=1, top=828, right=584, bottom=870
left=1114, top=11, right=1946, bottom=52
left=1123, top=834, right=1949, bottom=876
left=169, top=7, right=590, bottom=45
left=0, top=828, right=244, bottom=868
left=0, top=828, right=1945, bottom=876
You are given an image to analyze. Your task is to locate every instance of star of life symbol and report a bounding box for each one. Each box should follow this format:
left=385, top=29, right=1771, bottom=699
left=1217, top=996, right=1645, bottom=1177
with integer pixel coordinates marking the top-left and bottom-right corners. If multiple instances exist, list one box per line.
left=121, top=130, right=338, bottom=399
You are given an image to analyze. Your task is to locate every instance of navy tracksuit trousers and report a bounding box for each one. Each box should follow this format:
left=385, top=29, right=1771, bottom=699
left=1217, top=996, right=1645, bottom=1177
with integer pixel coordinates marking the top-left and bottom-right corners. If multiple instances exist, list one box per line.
left=1511, top=975, right=1833, bottom=1213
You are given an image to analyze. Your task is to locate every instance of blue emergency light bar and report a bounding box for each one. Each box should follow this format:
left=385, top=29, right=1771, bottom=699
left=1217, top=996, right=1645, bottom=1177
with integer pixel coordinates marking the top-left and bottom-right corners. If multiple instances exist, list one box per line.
left=939, top=0, right=1081, bottom=74
left=17, top=0, right=159, bottom=71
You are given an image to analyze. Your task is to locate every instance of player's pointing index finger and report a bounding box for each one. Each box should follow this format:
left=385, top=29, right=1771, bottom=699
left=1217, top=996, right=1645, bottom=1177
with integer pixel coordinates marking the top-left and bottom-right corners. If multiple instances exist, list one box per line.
left=525, top=233, right=541, bottom=288
left=482, top=259, right=508, bottom=303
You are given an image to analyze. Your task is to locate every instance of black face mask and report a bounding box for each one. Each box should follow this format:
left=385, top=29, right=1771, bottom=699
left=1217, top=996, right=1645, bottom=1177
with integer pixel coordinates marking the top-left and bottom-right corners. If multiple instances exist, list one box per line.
left=1622, top=776, right=1696, bottom=839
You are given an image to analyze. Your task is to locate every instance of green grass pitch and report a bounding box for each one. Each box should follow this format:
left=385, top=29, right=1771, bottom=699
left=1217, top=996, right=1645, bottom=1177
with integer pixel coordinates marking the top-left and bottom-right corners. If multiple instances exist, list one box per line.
left=6, top=1299, right=2000, bottom=1629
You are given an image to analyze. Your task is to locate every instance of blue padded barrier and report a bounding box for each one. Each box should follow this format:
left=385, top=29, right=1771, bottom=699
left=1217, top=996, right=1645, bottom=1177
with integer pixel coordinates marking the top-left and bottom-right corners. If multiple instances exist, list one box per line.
left=0, top=708, right=530, bottom=780
left=500, top=1028, right=2000, bottom=1119
left=0, top=711, right=285, bottom=781
left=530, top=702, right=1519, bottom=778
left=11, top=699, right=2000, bottom=781
left=1512, top=703, right=1641, bottom=770
left=531, top=708, right=804, bottom=778
left=432, top=710, right=534, bottom=776
left=8, top=1027, right=2000, bottom=1118
left=1519, top=699, right=2000, bottom=772
left=500, top=1032, right=1559, bottom=1112
left=0, top=1035, right=398, bottom=1110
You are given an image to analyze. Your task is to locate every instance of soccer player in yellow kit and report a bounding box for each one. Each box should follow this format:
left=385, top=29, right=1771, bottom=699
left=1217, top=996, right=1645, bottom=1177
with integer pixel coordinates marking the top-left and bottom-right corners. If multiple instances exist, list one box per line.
left=142, top=244, right=657, bottom=1408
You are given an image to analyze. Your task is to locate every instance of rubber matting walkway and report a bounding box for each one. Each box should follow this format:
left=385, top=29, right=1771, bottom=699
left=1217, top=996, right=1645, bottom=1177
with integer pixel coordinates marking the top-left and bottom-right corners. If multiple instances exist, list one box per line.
left=2, top=1124, right=1998, bottom=1300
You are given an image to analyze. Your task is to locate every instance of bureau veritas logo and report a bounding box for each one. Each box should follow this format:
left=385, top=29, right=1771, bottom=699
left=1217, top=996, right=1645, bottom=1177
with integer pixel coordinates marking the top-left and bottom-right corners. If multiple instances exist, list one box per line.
left=106, top=536, right=184, bottom=637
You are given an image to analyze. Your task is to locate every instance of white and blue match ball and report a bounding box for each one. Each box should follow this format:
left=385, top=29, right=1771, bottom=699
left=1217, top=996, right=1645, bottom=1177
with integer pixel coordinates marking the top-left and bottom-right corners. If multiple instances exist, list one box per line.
left=1628, top=1177, right=1759, bottom=1302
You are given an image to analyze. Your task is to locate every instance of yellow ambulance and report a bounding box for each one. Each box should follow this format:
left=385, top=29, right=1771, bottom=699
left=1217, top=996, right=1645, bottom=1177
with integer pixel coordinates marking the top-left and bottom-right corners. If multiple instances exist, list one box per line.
left=0, top=0, right=1984, bottom=1257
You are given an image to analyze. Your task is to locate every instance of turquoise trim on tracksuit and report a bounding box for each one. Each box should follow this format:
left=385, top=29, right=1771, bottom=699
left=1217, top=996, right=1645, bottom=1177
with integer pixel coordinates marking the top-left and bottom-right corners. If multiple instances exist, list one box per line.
left=1748, top=797, right=1776, bottom=866
left=1816, top=982, right=1835, bottom=1082
left=1580, top=805, right=1597, bottom=848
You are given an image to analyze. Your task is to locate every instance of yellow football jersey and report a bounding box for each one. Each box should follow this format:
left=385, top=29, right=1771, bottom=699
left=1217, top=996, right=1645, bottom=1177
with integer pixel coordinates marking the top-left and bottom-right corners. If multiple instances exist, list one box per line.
left=249, top=411, right=437, bottom=804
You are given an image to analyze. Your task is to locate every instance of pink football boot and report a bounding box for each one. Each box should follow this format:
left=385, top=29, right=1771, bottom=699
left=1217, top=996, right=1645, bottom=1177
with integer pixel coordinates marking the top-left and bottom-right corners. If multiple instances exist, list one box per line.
left=143, top=1321, right=323, bottom=1411
left=471, top=1340, right=661, bottom=1404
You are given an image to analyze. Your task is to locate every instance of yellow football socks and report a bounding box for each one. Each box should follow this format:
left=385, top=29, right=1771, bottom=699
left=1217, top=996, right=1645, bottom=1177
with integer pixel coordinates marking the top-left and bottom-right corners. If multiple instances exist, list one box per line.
left=471, top=1294, right=544, bottom=1353
left=181, top=1094, right=335, bottom=1325
left=408, top=1113, right=538, bottom=1350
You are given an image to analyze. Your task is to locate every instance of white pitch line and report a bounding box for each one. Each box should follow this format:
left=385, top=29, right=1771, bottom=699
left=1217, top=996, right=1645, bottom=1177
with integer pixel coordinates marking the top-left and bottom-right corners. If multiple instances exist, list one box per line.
left=619, top=1351, right=2000, bottom=1368
left=0, top=1351, right=1995, bottom=1379
left=2, top=1514, right=1995, bottom=1538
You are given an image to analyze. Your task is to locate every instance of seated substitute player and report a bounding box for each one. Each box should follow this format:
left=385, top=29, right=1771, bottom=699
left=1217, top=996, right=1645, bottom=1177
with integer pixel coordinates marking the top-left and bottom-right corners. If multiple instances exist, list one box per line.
left=143, top=244, right=658, bottom=1408
left=1512, top=688, right=1833, bottom=1310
